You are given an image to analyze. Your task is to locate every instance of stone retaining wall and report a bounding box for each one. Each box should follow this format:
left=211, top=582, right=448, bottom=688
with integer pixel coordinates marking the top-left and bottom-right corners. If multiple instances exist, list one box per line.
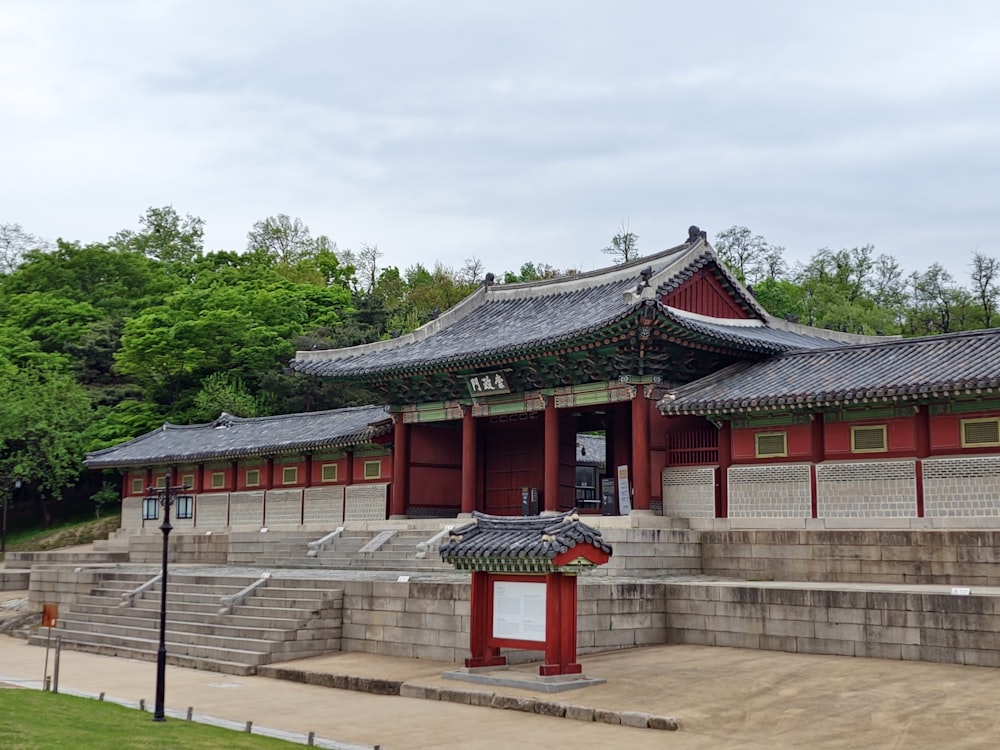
left=700, top=529, right=1000, bottom=585
left=339, top=578, right=670, bottom=663
left=28, top=567, right=103, bottom=609
left=664, top=582, right=1000, bottom=667
left=126, top=532, right=230, bottom=565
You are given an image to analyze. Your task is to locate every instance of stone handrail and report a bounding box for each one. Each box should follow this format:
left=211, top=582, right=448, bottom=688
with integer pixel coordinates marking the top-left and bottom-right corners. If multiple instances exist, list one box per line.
left=307, top=526, right=345, bottom=557
left=218, top=572, right=271, bottom=615
left=415, top=525, right=454, bottom=559
left=119, top=573, right=162, bottom=607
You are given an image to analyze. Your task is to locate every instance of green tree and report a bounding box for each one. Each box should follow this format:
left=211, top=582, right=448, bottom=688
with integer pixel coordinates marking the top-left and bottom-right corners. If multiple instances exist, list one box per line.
left=109, top=206, right=205, bottom=269
left=795, top=246, right=904, bottom=334
left=0, top=222, right=49, bottom=274
left=970, top=252, right=1000, bottom=329
left=602, top=222, right=640, bottom=264
left=246, top=214, right=331, bottom=267
left=907, top=264, right=971, bottom=335
left=714, top=226, right=771, bottom=284
left=0, top=363, right=95, bottom=526
left=194, top=372, right=275, bottom=420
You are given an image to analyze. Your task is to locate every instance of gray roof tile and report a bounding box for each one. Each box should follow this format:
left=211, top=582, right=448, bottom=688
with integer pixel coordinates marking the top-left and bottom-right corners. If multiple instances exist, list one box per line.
left=440, top=510, right=612, bottom=561
left=291, top=238, right=875, bottom=380
left=85, top=405, right=391, bottom=469
left=658, top=328, right=1000, bottom=415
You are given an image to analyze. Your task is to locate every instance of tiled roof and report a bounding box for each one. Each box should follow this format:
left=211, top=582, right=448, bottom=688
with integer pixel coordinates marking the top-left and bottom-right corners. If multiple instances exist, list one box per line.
left=576, top=434, right=606, bottom=467
left=291, top=236, right=874, bottom=380
left=439, top=510, right=612, bottom=562
left=84, top=405, right=391, bottom=469
left=657, top=328, right=1000, bottom=415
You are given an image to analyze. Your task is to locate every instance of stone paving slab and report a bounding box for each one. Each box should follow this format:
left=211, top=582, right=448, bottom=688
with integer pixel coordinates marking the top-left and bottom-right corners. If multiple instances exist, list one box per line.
left=4, top=633, right=1000, bottom=748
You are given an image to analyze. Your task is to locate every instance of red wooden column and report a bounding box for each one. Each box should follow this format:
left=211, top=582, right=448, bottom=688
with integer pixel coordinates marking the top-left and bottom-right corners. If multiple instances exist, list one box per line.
left=465, top=571, right=505, bottom=668
left=390, top=417, right=409, bottom=518
left=544, top=397, right=559, bottom=513
left=810, top=415, right=825, bottom=519
left=540, top=573, right=582, bottom=676
left=631, top=392, right=651, bottom=511
left=717, top=421, right=731, bottom=518
left=915, top=407, right=932, bottom=517
left=461, top=407, right=477, bottom=515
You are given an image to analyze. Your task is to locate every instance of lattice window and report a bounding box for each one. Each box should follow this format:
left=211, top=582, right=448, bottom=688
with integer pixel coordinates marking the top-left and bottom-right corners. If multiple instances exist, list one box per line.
left=321, top=463, right=339, bottom=482
left=245, top=469, right=261, bottom=487
left=142, top=496, right=159, bottom=520
left=851, top=425, right=887, bottom=453
left=364, top=460, right=382, bottom=479
left=181, top=474, right=195, bottom=489
left=210, top=472, right=226, bottom=489
left=282, top=466, right=299, bottom=485
left=175, top=495, right=194, bottom=520
left=131, top=477, right=144, bottom=495
left=962, top=418, right=1000, bottom=448
left=754, top=431, right=787, bottom=458
left=666, top=428, right=719, bottom=465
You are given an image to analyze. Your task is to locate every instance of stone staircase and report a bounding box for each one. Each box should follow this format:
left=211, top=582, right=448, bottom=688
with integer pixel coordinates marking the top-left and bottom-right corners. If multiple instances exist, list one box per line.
left=294, top=528, right=454, bottom=572
left=29, top=570, right=343, bottom=675
left=226, top=527, right=455, bottom=573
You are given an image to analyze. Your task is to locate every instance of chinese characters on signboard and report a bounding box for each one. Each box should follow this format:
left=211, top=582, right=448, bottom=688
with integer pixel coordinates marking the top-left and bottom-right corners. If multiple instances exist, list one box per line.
left=467, top=371, right=511, bottom=396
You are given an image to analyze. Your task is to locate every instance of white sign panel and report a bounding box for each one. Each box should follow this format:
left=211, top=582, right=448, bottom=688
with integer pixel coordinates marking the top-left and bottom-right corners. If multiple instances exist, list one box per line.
left=617, top=464, right=632, bottom=515
left=492, top=581, right=546, bottom=641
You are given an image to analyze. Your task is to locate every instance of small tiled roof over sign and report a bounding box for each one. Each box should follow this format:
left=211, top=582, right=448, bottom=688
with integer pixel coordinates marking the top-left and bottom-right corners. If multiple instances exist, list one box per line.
left=657, top=328, right=1000, bottom=416
left=440, top=510, right=612, bottom=574
left=84, top=405, right=391, bottom=469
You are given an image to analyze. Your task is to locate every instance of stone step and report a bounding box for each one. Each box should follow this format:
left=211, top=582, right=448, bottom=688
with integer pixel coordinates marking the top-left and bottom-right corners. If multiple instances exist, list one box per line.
left=52, top=617, right=294, bottom=653
left=238, top=595, right=331, bottom=611
left=73, top=601, right=305, bottom=631
left=60, top=609, right=301, bottom=642
left=31, top=628, right=270, bottom=666
left=130, top=598, right=316, bottom=621
left=28, top=636, right=258, bottom=676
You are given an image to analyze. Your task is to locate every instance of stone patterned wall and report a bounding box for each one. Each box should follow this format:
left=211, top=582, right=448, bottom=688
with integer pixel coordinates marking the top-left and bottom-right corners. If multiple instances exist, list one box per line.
left=924, top=456, right=1000, bottom=517
left=345, top=483, right=389, bottom=521
left=228, top=491, right=265, bottom=527
left=303, top=486, right=346, bottom=526
left=194, top=493, right=229, bottom=528
left=264, top=489, right=304, bottom=527
left=728, top=464, right=811, bottom=518
left=816, top=461, right=916, bottom=518
left=661, top=467, right=716, bottom=518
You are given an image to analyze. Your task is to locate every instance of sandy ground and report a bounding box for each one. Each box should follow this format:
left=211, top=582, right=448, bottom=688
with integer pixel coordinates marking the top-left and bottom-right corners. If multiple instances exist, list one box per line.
left=2, top=621, right=1000, bottom=749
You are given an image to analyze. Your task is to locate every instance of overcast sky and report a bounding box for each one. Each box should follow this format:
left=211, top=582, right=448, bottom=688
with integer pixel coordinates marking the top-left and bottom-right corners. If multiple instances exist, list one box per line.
left=3, top=1, right=999, bottom=281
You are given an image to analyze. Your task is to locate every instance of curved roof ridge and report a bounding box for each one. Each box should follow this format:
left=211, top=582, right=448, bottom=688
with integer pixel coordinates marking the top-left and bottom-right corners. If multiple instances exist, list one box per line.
left=292, top=236, right=705, bottom=367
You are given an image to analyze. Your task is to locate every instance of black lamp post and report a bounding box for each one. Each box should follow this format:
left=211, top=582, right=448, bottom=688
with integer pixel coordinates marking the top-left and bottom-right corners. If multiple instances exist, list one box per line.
left=143, top=473, right=190, bottom=722
left=1, top=476, right=21, bottom=556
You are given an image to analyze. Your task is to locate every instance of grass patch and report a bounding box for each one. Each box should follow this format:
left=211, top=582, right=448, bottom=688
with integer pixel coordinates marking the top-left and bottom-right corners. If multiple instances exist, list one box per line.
left=0, top=689, right=300, bottom=749
left=3, top=515, right=121, bottom=554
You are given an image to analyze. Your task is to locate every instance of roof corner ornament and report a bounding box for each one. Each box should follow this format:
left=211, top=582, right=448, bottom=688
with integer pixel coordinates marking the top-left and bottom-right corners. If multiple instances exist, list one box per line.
left=687, top=225, right=707, bottom=243
left=484, top=272, right=495, bottom=288
left=212, top=413, right=235, bottom=429
left=635, top=265, right=654, bottom=294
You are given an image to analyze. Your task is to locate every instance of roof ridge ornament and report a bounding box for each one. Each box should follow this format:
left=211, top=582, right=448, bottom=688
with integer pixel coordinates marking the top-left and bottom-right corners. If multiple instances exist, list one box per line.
left=212, top=413, right=236, bottom=429
left=687, top=225, right=708, bottom=243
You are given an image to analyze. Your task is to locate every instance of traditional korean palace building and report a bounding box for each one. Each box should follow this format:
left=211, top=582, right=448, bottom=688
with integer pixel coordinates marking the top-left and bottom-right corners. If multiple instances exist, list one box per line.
left=88, top=227, right=1000, bottom=529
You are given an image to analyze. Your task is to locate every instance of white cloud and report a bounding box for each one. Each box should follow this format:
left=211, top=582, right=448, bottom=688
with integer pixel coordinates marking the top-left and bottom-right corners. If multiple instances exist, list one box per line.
left=2, top=0, right=1000, bottom=278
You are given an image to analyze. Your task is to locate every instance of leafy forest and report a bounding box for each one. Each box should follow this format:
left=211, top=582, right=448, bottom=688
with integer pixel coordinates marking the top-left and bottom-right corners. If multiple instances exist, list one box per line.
left=0, top=207, right=998, bottom=525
